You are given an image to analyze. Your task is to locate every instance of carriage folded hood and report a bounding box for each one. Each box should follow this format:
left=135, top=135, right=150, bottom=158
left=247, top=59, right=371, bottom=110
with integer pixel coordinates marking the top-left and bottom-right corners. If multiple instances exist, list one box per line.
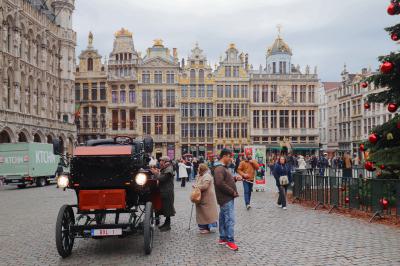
left=74, top=146, right=132, bottom=156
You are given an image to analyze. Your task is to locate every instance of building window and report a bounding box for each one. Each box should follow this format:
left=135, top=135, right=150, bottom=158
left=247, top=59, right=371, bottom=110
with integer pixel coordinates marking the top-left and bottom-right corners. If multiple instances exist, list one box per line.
left=166, top=90, right=175, bottom=107
left=120, top=89, right=126, bottom=104
left=300, top=85, right=306, bottom=102
left=92, top=107, right=98, bottom=128
left=253, top=110, right=260, bottom=129
left=225, top=103, right=232, bottom=117
left=142, top=116, right=151, bottom=135
left=300, top=110, right=306, bottom=128
left=154, top=71, right=162, bottom=84
left=225, top=85, right=231, bottom=98
left=111, top=90, right=118, bottom=103
left=207, top=85, right=213, bottom=97
left=198, top=69, right=204, bottom=83
left=101, top=107, right=106, bottom=128
left=87, top=58, right=93, bottom=71
left=225, top=66, right=231, bottom=77
left=142, top=71, right=150, bottom=84
left=190, top=85, right=196, bottom=97
left=142, top=90, right=151, bottom=108
left=167, top=115, right=175, bottom=135
left=182, top=85, right=188, bottom=97
left=129, top=88, right=136, bottom=103
left=166, top=71, right=174, bottom=84
left=308, top=110, right=315, bottom=128
left=90, top=83, right=97, bottom=101
left=233, top=123, right=240, bottom=138
left=262, top=85, right=268, bottom=103
left=270, top=85, right=277, bottom=102
left=83, top=83, right=89, bottom=101
left=181, top=103, right=189, bottom=117
left=75, top=83, right=80, bottom=101
left=271, top=110, right=277, bottom=128
left=233, top=66, right=239, bottom=77
left=155, top=115, right=163, bottom=135
left=241, top=123, right=248, bottom=138
left=206, top=103, right=213, bottom=117
left=262, top=110, right=268, bottom=129
left=225, top=123, right=231, bottom=138
left=154, top=90, right=163, bottom=108
left=190, top=69, right=196, bottom=83
left=190, top=103, right=197, bottom=117
left=217, top=123, right=224, bottom=138
left=181, top=124, right=188, bottom=138
left=217, top=85, right=223, bottom=98
left=291, top=110, right=298, bottom=128
left=112, top=110, right=118, bottom=130
left=308, top=85, right=315, bottom=103
left=272, top=62, right=276, bottom=74
left=253, top=85, right=260, bottom=102
left=207, top=124, right=213, bottom=138
left=279, top=110, right=289, bottom=128
left=292, top=85, right=297, bottom=103
left=241, top=104, right=248, bottom=117
left=198, top=124, right=205, bottom=138
left=233, top=103, right=240, bottom=117
left=120, top=110, right=126, bottom=129
left=190, top=123, right=197, bottom=138
left=241, top=85, right=248, bottom=98
left=129, top=109, right=135, bottom=130
left=198, top=103, right=206, bottom=117
left=198, top=85, right=205, bottom=98
left=99, top=82, right=106, bottom=100
left=217, top=104, right=224, bottom=117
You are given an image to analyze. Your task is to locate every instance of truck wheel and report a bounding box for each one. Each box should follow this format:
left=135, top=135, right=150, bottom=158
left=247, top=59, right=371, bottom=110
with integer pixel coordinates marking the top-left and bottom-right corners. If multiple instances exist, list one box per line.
left=36, top=177, right=46, bottom=187
left=56, top=205, right=75, bottom=258
left=143, top=201, right=154, bottom=255
left=17, top=184, right=26, bottom=189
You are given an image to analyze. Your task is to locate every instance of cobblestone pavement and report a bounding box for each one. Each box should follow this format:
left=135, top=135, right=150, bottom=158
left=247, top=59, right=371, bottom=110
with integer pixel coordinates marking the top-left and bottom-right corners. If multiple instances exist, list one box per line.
left=0, top=174, right=400, bottom=266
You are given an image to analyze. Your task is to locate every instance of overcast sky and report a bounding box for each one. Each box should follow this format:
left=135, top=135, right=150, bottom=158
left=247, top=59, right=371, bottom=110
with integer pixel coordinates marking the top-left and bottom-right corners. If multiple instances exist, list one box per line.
left=73, top=0, right=399, bottom=81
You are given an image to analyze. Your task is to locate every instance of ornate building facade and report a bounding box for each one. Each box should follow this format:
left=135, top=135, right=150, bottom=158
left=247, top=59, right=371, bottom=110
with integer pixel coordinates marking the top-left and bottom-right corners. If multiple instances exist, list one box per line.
left=0, top=0, right=76, bottom=154
left=75, top=32, right=107, bottom=143
left=179, top=43, right=214, bottom=157
left=214, top=43, right=250, bottom=153
left=250, top=34, right=320, bottom=155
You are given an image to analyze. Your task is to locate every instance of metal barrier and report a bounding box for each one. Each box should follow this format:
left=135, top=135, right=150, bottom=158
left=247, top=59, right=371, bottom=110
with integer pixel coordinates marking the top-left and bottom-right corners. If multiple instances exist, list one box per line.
left=292, top=172, right=400, bottom=222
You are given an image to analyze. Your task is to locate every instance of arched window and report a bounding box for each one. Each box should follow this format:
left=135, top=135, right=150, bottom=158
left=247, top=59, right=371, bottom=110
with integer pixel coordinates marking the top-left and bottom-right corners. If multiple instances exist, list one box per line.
left=36, top=36, right=41, bottom=66
left=36, top=80, right=41, bottom=115
left=27, top=77, right=33, bottom=113
left=7, top=71, right=12, bottom=109
left=87, top=58, right=93, bottom=71
left=190, top=69, right=196, bottom=83
left=7, top=23, right=12, bottom=53
left=199, top=69, right=204, bottom=83
left=27, top=35, right=32, bottom=62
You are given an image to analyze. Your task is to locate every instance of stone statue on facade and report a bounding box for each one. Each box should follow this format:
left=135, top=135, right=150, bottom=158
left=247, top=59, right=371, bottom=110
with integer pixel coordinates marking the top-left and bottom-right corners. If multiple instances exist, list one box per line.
left=305, top=65, right=310, bottom=74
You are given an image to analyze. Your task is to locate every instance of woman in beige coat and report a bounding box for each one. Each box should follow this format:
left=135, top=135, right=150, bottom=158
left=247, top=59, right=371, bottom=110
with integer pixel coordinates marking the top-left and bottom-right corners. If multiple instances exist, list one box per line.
left=194, top=164, right=218, bottom=234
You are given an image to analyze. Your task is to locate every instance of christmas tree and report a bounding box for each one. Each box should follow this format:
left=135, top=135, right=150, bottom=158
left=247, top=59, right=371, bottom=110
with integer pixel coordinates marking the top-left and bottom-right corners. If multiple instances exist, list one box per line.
left=363, top=0, right=400, bottom=179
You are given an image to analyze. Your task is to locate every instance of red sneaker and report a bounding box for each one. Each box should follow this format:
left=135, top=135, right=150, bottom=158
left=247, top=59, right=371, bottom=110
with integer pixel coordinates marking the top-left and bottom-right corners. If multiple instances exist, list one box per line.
left=226, top=242, right=238, bottom=251
left=218, top=239, right=227, bottom=245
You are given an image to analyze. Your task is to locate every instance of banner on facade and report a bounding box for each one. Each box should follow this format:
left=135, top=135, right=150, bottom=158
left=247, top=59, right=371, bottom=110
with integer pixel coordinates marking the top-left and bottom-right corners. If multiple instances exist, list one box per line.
left=244, top=145, right=267, bottom=190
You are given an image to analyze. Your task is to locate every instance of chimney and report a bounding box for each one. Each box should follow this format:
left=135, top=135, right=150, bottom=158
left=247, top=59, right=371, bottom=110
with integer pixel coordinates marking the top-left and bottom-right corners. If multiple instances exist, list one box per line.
left=173, top=48, right=178, bottom=64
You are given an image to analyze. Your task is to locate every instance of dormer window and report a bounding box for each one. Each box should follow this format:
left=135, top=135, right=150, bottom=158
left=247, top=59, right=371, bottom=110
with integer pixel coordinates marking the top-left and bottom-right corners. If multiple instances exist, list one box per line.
left=87, top=58, right=93, bottom=71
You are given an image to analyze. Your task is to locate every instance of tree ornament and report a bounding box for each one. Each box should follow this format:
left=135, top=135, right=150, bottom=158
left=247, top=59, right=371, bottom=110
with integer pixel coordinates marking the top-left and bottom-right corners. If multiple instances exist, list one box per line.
left=361, top=82, right=368, bottom=88
left=387, top=132, right=394, bottom=140
left=364, top=103, right=370, bottom=110
left=391, top=33, right=399, bottom=41
left=387, top=3, right=397, bottom=15
left=364, top=161, right=376, bottom=172
left=379, top=198, right=389, bottom=209
left=387, top=103, right=398, bottom=113
left=380, top=61, right=394, bottom=74
left=345, top=197, right=349, bottom=204
left=368, top=133, right=378, bottom=144
left=380, top=164, right=385, bottom=170
left=359, top=143, right=365, bottom=152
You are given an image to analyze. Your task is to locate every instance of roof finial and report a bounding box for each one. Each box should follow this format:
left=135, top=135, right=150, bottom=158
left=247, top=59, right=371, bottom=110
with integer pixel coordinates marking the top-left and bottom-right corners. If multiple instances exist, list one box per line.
left=88, top=31, right=93, bottom=48
left=277, top=24, right=282, bottom=38
left=195, top=41, right=199, bottom=48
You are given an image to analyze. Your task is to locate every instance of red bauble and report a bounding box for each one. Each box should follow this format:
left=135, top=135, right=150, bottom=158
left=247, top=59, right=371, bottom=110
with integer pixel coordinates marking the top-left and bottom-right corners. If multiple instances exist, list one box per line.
left=364, top=103, right=370, bottom=110
left=380, top=61, right=394, bottom=74
left=380, top=164, right=385, bottom=170
left=359, top=144, right=365, bottom=152
left=368, top=133, right=378, bottom=144
left=387, top=103, right=398, bottom=113
left=387, top=3, right=397, bottom=15
left=391, top=33, right=399, bottom=41
left=361, top=82, right=368, bottom=88
left=345, top=197, right=350, bottom=204
left=365, top=161, right=376, bottom=172
left=379, top=198, right=389, bottom=209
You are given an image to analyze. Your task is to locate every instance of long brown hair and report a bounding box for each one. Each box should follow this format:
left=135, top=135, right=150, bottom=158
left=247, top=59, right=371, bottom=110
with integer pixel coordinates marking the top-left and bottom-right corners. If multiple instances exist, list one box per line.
left=199, top=163, right=209, bottom=176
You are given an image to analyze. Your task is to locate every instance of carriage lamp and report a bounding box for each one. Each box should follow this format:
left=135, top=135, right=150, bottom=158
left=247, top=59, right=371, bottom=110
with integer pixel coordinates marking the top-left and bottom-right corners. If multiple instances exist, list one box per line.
left=135, top=173, right=147, bottom=186
left=57, top=174, right=69, bottom=188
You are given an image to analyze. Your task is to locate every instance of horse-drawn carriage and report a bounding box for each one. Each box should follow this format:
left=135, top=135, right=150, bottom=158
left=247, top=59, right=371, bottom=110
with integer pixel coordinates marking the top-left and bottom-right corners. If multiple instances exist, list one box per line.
left=53, top=136, right=160, bottom=258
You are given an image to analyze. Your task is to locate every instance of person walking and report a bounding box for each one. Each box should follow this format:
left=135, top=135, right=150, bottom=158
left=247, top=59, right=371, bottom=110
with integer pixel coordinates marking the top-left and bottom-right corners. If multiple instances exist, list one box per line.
left=193, top=164, right=218, bottom=234
left=178, top=159, right=190, bottom=187
left=213, top=148, right=241, bottom=251
left=343, top=152, right=353, bottom=179
left=273, top=156, right=292, bottom=210
left=150, top=156, right=176, bottom=231
left=237, top=154, right=259, bottom=210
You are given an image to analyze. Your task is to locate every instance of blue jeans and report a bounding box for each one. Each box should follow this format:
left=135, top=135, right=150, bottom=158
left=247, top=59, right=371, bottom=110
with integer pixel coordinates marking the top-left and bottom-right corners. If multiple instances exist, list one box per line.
left=219, top=200, right=235, bottom=242
left=243, top=181, right=253, bottom=206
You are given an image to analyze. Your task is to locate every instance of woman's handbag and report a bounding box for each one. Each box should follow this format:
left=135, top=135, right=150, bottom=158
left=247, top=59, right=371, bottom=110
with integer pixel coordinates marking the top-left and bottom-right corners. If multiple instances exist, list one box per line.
left=279, top=175, right=289, bottom=186
left=190, top=187, right=201, bottom=203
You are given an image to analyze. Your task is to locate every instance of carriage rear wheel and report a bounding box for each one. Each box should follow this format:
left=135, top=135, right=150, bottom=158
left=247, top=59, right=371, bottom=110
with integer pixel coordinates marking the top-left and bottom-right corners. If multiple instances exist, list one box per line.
left=144, top=201, right=154, bottom=255
left=56, top=205, right=75, bottom=258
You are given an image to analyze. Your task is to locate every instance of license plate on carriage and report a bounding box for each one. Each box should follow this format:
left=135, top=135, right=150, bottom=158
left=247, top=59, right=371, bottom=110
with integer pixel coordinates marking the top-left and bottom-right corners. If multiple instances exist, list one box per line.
left=91, top=228, right=122, bottom=236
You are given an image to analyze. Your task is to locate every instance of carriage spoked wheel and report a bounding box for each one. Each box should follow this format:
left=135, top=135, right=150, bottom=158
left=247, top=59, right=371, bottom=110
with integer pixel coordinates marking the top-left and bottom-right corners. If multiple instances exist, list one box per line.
left=143, top=201, right=154, bottom=255
left=56, top=205, right=75, bottom=258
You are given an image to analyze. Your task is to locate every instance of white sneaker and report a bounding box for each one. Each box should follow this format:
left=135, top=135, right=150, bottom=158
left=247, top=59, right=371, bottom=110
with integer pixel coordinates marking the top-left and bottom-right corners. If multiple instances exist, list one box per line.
left=246, top=205, right=251, bottom=210
left=277, top=204, right=282, bottom=208
left=283, top=207, right=287, bottom=210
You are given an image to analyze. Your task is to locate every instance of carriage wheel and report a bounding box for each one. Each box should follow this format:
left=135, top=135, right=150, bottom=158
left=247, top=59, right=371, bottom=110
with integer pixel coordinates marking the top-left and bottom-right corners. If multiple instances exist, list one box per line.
left=56, top=205, right=75, bottom=258
left=143, top=201, right=154, bottom=255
